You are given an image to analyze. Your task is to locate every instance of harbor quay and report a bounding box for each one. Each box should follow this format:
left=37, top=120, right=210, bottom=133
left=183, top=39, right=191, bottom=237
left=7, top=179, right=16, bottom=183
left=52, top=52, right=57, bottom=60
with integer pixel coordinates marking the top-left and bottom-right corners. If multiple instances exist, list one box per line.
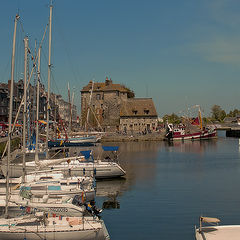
left=100, top=132, right=165, bottom=142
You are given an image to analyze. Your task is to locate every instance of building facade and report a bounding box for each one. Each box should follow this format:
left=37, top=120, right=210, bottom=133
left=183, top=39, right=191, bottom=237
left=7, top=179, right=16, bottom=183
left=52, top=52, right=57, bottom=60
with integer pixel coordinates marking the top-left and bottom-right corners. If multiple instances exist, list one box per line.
left=120, top=98, right=158, bottom=134
left=81, top=77, right=158, bottom=133
left=81, top=77, right=134, bottom=131
left=0, top=80, right=77, bottom=129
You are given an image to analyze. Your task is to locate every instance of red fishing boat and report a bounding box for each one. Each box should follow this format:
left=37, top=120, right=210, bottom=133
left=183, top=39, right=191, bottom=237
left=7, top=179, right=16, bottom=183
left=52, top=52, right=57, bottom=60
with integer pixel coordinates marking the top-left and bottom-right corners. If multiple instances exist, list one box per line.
left=165, top=106, right=217, bottom=141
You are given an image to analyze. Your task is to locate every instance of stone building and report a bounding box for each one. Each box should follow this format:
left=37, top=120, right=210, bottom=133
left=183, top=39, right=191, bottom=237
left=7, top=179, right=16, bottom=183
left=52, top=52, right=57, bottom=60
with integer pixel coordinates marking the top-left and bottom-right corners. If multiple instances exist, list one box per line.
left=0, top=79, right=78, bottom=127
left=81, top=77, right=158, bottom=132
left=120, top=98, right=158, bottom=134
left=81, top=77, right=135, bottom=131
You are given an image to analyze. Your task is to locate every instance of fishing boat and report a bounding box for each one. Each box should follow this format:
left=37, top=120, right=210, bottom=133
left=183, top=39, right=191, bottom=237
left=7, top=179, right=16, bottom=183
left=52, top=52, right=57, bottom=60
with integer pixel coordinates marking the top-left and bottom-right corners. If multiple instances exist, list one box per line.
left=195, top=216, right=240, bottom=240
left=165, top=105, right=217, bottom=141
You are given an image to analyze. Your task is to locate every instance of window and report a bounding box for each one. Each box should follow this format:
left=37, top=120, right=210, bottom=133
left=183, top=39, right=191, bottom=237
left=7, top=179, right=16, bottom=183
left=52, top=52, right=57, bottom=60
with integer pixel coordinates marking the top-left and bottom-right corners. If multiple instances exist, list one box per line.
left=132, top=110, right=138, bottom=115
left=144, top=109, right=149, bottom=115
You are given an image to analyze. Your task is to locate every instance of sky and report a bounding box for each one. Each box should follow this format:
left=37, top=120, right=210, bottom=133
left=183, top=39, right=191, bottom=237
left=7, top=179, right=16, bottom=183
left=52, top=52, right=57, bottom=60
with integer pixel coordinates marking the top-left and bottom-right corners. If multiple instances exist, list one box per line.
left=0, top=0, right=240, bottom=117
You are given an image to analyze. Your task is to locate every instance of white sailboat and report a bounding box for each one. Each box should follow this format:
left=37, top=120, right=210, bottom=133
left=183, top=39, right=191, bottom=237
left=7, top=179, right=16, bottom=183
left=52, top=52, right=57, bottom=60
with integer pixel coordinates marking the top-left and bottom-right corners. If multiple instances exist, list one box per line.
left=0, top=5, right=110, bottom=240
left=0, top=214, right=109, bottom=240
left=1, top=147, right=126, bottom=179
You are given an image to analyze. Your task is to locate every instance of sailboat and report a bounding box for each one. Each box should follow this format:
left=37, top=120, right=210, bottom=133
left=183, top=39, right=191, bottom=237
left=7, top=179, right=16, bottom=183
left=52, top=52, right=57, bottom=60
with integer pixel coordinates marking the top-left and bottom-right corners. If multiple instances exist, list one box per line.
left=0, top=5, right=110, bottom=240
left=0, top=214, right=109, bottom=240
left=165, top=105, right=217, bottom=141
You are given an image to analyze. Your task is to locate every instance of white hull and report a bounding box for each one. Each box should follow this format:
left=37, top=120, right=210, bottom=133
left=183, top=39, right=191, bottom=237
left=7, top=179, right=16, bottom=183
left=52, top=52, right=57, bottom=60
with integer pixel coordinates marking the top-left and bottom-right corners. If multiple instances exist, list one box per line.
left=195, top=225, right=240, bottom=240
left=0, top=216, right=109, bottom=240
left=1, top=161, right=126, bottom=179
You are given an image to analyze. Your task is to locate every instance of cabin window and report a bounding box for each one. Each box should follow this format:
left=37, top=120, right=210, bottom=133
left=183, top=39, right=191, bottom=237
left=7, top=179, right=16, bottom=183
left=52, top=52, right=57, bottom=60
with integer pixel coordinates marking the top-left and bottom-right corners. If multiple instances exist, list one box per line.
left=40, top=176, right=53, bottom=180
left=30, top=186, right=47, bottom=190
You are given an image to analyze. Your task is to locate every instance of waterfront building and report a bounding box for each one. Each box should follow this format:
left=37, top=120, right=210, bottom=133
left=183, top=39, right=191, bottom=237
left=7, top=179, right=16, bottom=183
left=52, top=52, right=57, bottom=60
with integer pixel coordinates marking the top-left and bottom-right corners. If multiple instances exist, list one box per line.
left=120, top=98, right=158, bottom=134
left=81, top=77, right=158, bottom=133
left=0, top=80, right=77, bottom=128
left=81, top=77, right=134, bottom=132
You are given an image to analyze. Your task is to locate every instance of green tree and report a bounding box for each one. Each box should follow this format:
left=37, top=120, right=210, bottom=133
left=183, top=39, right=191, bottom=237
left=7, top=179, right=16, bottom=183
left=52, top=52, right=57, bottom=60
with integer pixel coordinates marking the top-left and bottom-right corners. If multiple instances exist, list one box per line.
left=163, top=113, right=181, bottom=124
left=211, top=105, right=226, bottom=122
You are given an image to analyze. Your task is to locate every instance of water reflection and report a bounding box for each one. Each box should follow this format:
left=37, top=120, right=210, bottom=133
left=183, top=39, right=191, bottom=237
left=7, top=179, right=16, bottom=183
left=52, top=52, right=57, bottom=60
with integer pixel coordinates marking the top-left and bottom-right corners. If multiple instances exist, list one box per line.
left=164, top=139, right=217, bottom=154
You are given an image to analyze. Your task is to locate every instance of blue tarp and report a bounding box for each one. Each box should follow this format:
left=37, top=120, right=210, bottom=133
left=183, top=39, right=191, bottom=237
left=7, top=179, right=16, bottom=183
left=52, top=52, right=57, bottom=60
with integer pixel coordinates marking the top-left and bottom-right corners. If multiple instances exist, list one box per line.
left=80, top=150, right=92, bottom=159
left=102, top=146, right=119, bottom=151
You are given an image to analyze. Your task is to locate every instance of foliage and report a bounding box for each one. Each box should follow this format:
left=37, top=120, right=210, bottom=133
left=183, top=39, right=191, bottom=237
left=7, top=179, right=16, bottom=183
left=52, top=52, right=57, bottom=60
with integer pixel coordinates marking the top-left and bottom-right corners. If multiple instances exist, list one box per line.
left=211, top=105, right=226, bottom=122
left=122, top=84, right=135, bottom=98
left=227, top=109, right=240, bottom=117
left=163, top=113, right=181, bottom=124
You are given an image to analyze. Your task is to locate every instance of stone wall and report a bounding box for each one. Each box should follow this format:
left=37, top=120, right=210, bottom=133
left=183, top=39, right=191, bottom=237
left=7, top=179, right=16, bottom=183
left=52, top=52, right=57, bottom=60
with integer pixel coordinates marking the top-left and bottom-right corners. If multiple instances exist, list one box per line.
left=120, top=117, right=158, bottom=133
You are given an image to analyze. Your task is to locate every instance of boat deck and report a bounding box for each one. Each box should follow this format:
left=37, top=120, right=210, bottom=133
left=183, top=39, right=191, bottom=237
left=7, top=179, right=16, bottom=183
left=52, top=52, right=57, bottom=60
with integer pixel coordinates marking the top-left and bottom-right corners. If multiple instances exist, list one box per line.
left=196, top=225, right=240, bottom=240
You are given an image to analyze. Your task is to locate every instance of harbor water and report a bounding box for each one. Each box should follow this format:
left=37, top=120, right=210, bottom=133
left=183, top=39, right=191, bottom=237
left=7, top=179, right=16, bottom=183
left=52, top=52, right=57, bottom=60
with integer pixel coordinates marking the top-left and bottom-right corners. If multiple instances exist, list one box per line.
left=95, top=131, right=240, bottom=240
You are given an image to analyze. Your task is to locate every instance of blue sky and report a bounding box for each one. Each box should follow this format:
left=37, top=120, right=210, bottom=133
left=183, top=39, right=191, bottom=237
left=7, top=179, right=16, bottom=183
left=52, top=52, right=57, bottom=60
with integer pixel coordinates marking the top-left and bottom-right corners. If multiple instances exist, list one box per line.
left=0, top=0, right=240, bottom=117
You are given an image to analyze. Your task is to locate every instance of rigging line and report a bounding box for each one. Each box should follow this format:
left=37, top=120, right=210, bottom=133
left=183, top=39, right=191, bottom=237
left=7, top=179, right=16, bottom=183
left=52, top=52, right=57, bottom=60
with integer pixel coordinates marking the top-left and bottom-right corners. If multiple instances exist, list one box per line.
left=19, top=19, right=25, bottom=35
left=1, top=23, right=49, bottom=159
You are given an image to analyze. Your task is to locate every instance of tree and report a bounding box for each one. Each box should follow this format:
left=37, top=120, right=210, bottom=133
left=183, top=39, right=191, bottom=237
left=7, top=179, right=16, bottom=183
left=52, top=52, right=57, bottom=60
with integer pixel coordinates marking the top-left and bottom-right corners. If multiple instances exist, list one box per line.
left=211, top=105, right=226, bottom=122
left=163, top=113, right=181, bottom=124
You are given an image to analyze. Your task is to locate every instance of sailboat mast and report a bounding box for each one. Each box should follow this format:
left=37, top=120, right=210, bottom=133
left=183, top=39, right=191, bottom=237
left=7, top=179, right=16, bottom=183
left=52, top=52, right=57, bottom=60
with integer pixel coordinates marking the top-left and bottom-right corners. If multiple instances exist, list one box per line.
left=22, top=36, right=28, bottom=183
left=5, top=14, right=20, bottom=218
left=35, top=46, right=41, bottom=164
left=71, top=89, right=74, bottom=131
left=46, top=2, right=53, bottom=159
left=85, top=81, right=94, bottom=132
left=198, top=106, right=203, bottom=130
left=68, top=82, right=72, bottom=133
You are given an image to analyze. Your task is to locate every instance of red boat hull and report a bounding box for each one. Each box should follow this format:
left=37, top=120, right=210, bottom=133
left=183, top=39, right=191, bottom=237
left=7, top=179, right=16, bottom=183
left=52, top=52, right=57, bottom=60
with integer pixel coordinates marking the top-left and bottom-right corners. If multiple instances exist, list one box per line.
left=166, top=129, right=217, bottom=141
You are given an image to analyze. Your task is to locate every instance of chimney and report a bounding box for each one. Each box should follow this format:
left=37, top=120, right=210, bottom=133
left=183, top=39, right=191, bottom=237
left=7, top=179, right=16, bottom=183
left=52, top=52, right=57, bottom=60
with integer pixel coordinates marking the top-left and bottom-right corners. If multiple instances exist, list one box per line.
left=105, top=76, right=110, bottom=86
left=105, top=76, right=112, bottom=86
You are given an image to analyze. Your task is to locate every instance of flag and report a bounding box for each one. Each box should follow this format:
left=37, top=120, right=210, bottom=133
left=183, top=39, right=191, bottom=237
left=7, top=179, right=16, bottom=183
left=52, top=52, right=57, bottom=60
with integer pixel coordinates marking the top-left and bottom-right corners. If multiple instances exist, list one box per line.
left=191, top=117, right=200, bottom=125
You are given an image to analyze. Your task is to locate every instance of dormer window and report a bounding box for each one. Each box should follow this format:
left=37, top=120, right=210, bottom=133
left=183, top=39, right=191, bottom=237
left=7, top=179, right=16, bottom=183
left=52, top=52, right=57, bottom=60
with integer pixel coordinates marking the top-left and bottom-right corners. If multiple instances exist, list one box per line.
left=144, top=109, right=149, bottom=114
left=132, top=110, right=138, bottom=115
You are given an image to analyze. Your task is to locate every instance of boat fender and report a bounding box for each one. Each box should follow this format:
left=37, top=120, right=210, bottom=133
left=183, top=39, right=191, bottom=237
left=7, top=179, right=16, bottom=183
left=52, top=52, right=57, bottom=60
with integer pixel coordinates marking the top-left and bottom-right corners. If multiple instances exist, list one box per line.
left=83, top=168, right=86, bottom=175
left=94, top=168, right=96, bottom=175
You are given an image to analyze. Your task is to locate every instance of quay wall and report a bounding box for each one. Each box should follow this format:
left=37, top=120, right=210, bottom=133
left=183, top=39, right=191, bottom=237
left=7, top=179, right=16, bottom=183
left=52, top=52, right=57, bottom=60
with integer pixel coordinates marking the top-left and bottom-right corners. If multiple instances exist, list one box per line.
left=100, top=133, right=165, bottom=142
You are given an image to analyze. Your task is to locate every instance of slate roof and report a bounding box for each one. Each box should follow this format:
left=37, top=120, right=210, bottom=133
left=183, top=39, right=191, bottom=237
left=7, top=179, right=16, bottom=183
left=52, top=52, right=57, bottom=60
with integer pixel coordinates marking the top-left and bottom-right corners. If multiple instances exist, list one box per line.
left=81, top=80, right=129, bottom=93
left=120, top=98, right=158, bottom=117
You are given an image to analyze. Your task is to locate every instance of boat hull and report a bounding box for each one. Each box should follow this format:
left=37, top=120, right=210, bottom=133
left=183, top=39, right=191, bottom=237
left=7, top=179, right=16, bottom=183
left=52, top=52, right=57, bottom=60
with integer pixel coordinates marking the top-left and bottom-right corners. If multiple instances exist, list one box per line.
left=0, top=230, right=105, bottom=240
left=0, top=220, right=108, bottom=240
left=166, top=129, right=217, bottom=141
left=195, top=225, right=240, bottom=240
left=1, top=162, right=126, bottom=179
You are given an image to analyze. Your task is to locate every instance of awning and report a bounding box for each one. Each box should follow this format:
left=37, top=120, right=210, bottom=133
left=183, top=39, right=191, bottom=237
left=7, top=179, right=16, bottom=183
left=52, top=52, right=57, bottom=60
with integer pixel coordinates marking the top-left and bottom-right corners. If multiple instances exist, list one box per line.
left=200, top=217, right=220, bottom=223
left=80, top=150, right=92, bottom=160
